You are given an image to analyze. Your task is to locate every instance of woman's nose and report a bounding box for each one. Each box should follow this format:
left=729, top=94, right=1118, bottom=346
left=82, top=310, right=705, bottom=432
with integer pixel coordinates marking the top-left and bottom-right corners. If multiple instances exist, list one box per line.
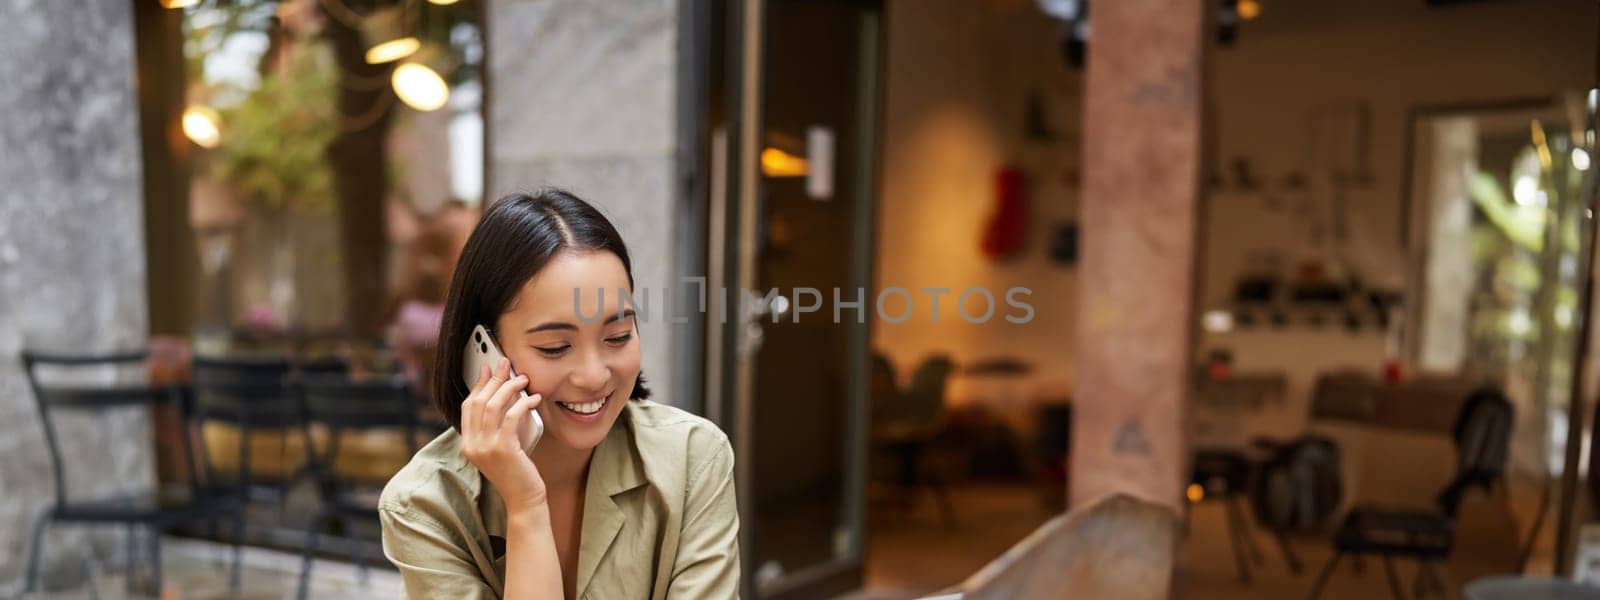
left=569, top=350, right=612, bottom=392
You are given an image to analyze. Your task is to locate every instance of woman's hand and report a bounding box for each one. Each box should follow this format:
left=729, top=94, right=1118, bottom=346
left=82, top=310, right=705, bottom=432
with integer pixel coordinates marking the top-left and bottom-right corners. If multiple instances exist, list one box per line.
left=460, top=358, right=548, bottom=514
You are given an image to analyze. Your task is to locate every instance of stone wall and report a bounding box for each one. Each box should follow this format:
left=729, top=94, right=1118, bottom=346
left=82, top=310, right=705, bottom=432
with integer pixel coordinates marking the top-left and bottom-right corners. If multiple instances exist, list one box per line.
left=486, top=0, right=700, bottom=409
left=0, top=0, right=152, bottom=590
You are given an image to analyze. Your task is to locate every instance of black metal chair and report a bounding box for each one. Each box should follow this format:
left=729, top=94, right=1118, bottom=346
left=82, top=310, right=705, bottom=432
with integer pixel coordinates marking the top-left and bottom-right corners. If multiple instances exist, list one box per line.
left=1190, top=448, right=1268, bottom=582
left=21, top=349, right=241, bottom=595
left=295, top=374, right=422, bottom=600
left=1306, top=388, right=1514, bottom=600
left=190, top=355, right=306, bottom=589
left=870, top=354, right=957, bottom=527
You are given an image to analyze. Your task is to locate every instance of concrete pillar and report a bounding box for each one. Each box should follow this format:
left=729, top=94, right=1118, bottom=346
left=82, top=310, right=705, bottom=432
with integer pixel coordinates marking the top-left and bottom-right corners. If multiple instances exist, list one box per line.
left=486, top=0, right=701, bottom=410
left=1070, top=0, right=1206, bottom=513
left=0, top=0, right=153, bottom=590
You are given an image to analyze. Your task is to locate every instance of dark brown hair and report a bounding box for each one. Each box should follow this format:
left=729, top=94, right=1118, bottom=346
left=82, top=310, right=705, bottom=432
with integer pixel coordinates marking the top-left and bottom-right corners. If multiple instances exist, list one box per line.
left=431, top=189, right=650, bottom=429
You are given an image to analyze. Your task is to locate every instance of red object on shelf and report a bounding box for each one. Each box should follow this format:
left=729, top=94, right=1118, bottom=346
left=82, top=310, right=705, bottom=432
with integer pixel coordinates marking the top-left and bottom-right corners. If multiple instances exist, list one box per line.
left=1383, top=359, right=1404, bottom=384
left=1208, top=362, right=1232, bottom=380
left=981, top=167, right=1029, bottom=260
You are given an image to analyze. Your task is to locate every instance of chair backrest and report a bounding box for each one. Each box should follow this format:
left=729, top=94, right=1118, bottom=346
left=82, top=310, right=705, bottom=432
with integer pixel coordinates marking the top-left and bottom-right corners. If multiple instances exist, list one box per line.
left=191, top=355, right=297, bottom=427
left=297, top=374, right=418, bottom=432
left=1437, top=387, right=1514, bottom=516
left=869, top=353, right=901, bottom=425
left=20, top=349, right=182, bottom=507
left=296, top=374, right=421, bottom=493
left=903, top=354, right=955, bottom=425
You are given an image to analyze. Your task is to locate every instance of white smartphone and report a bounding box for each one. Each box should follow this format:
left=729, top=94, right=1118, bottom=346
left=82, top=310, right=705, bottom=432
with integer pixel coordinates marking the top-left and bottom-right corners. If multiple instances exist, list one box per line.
left=463, top=324, right=543, bottom=451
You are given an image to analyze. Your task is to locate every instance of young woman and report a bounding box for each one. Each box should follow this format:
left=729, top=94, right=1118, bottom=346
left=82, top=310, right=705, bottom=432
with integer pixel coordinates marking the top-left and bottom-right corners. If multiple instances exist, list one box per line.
left=379, top=190, right=740, bottom=599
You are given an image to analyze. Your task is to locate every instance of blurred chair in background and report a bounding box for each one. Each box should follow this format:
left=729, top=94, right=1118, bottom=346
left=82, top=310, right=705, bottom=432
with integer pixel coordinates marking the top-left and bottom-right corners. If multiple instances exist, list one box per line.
left=190, top=355, right=302, bottom=588
left=871, top=353, right=957, bottom=527
left=1307, top=387, right=1514, bottom=600
left=21, top=349, right=242, bottom=595
left=294, top=373, right=423, bottom=600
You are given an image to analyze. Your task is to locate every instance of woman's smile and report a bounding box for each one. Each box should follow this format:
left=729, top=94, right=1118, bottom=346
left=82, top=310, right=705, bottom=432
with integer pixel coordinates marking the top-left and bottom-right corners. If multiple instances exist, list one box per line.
left=551, top=390, right=614, bottom=422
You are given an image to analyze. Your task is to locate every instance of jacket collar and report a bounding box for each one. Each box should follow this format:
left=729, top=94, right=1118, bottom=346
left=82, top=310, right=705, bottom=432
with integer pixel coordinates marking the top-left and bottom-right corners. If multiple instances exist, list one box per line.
left=480, top=407, right=649, bottom=595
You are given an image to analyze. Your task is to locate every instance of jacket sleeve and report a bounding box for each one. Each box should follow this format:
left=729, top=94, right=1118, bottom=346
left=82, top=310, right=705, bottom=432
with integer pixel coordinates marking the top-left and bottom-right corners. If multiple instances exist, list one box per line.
left=666, top=436, right=742, bottom=598
left=380, top=505, right=500, bottom=599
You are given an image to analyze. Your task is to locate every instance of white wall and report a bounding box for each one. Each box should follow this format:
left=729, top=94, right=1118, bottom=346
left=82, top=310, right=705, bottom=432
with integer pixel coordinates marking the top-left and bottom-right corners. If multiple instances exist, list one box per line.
left=1203, top=0, right=1597, bottom=311
left=876, top=0, right=1082, bottom=404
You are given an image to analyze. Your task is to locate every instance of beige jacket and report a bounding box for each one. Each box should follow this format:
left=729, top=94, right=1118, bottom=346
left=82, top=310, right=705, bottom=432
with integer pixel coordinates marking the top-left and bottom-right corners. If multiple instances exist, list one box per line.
left=378, top=400, right=741, bottom=599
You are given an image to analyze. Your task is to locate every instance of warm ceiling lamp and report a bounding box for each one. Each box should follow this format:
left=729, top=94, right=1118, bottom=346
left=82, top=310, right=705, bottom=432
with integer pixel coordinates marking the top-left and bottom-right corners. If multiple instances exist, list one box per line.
left=362, top=6, right=420, bottom=64
left=1237, top=0, right=1262, bottom=21
left=182, top=105, right=222, bottom=148
left=160, top=0, right=199, bottom=8
left=393, top=62, right=450, bottom=111
left=427, top=0, right=461, bottom=4
left=760, top=147, right=808, bottom=177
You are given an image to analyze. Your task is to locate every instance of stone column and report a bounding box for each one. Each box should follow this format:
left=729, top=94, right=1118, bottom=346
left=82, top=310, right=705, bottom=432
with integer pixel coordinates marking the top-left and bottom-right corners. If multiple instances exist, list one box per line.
left=1070, top=0, right=1206, bottom=514
left=486, top=0, right=699, bottom=409
left=0, top=0, right=152, bottom=590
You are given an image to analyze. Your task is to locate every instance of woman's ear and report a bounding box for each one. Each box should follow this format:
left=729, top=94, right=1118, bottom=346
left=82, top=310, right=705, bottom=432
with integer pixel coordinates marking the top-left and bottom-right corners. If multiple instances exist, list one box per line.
left=630, top=372, right=651, bottom=400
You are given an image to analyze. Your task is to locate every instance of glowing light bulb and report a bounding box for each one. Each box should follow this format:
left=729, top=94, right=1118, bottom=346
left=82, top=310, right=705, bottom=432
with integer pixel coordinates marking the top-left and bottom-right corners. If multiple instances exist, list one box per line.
left=182, top=105, right=222, bottom=148
left=392, top=62, right=450, bottom=111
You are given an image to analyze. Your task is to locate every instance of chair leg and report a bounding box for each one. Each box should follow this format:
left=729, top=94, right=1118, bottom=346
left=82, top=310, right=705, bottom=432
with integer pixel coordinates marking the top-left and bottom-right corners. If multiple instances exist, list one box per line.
left=1274, top=529, right=1303, bottom=574
left=920, top=457, right=957, bottom=529
left=24, top=511, right=51, bottom=592
left=349, top=517, right=373, bottom=586
left=1223, top=502, right=1252, bottom=583
left=1227, top=496, right=1265, bottom=566
left=82, top=541, right=105, bottom=600
left=298, top=510, right=333, bottom=600
left=124, top=523, right=138, bottom=594
left=1305, top=550, right=1342, bottom=600
left=147, top=525, right=164, bottom=597
left=1425, top=560, right=1452, bottom=597
left=1381, top=555, right=1406, bottom=600
left=1411, top=560, right=1429, bottom=599
left=230, top=502, right=246, bottom=592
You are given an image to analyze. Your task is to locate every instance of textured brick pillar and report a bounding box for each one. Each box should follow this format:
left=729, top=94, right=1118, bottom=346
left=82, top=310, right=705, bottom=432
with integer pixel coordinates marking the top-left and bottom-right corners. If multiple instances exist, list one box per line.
left=1070, top=0, right=1206, bottom=514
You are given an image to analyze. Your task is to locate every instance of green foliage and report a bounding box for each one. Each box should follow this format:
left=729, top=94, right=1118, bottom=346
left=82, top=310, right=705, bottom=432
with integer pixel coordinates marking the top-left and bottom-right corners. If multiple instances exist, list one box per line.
left=213, top=43, right=341, bottom=215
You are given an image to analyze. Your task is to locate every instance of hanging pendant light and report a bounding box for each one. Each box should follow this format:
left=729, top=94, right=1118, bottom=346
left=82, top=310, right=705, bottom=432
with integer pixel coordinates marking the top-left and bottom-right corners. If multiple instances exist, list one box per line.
left=182, top=105, right=222, bottom=148
left=392, top=46, right=454, bottom=112
left=362, top=5, right=420, bottom=64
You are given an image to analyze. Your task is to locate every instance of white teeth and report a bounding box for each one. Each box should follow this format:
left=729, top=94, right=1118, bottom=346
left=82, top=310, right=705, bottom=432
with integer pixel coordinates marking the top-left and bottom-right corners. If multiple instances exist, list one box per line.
left=558, top=399, right=605, bottom=415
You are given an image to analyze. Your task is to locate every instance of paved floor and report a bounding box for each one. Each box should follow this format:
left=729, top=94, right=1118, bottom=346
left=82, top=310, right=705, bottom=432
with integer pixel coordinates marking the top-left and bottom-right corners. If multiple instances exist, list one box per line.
left=14, top=536, right=400, bottom=600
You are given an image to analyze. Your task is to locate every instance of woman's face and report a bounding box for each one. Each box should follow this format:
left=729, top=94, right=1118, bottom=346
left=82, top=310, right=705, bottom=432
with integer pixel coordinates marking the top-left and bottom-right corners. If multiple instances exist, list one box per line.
left=496, top=250, right=640, bottom=452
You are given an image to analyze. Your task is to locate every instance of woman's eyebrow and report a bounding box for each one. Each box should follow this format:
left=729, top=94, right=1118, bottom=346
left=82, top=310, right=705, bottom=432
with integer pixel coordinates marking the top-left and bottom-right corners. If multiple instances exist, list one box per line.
left=525, top=309, right=635, bottom=334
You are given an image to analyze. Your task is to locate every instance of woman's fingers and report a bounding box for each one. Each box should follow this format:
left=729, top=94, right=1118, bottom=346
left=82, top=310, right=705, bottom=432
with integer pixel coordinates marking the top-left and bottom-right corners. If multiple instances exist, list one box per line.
left=475, top=358, right=512, bottom=436
left=461, top=364, right=492, bottom=438
left=482, top=372, right=528, bottom=435
left=501, top=392, right=543, bottom=448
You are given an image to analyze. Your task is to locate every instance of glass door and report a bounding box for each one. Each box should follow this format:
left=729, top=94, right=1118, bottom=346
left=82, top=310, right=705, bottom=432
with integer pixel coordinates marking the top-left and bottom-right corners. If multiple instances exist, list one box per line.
left=707, top=0, right=883, bottom=597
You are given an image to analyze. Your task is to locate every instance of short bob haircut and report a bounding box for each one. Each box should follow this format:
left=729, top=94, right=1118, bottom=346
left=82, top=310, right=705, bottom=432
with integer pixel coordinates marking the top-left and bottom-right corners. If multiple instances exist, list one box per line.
left=432, top=189, right=650, bottom=430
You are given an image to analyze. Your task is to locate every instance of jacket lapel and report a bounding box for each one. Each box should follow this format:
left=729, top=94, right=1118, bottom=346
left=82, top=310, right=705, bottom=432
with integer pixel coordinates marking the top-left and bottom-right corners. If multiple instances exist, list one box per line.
left=576, top=414, right=648, bottom=598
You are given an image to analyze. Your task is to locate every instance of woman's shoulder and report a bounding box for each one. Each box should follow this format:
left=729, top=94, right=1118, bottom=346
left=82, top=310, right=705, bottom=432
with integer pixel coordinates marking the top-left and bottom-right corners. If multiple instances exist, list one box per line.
left=624, top=400, right=734, bottom=486
left=626, top=399, right=730, bottom=449
left=378, top=428, right=479, bottom=520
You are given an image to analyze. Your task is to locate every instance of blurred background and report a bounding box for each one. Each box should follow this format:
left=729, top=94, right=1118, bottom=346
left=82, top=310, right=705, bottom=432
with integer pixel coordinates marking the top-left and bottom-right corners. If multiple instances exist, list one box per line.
left=0, top=0, right=1597, bottom=598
